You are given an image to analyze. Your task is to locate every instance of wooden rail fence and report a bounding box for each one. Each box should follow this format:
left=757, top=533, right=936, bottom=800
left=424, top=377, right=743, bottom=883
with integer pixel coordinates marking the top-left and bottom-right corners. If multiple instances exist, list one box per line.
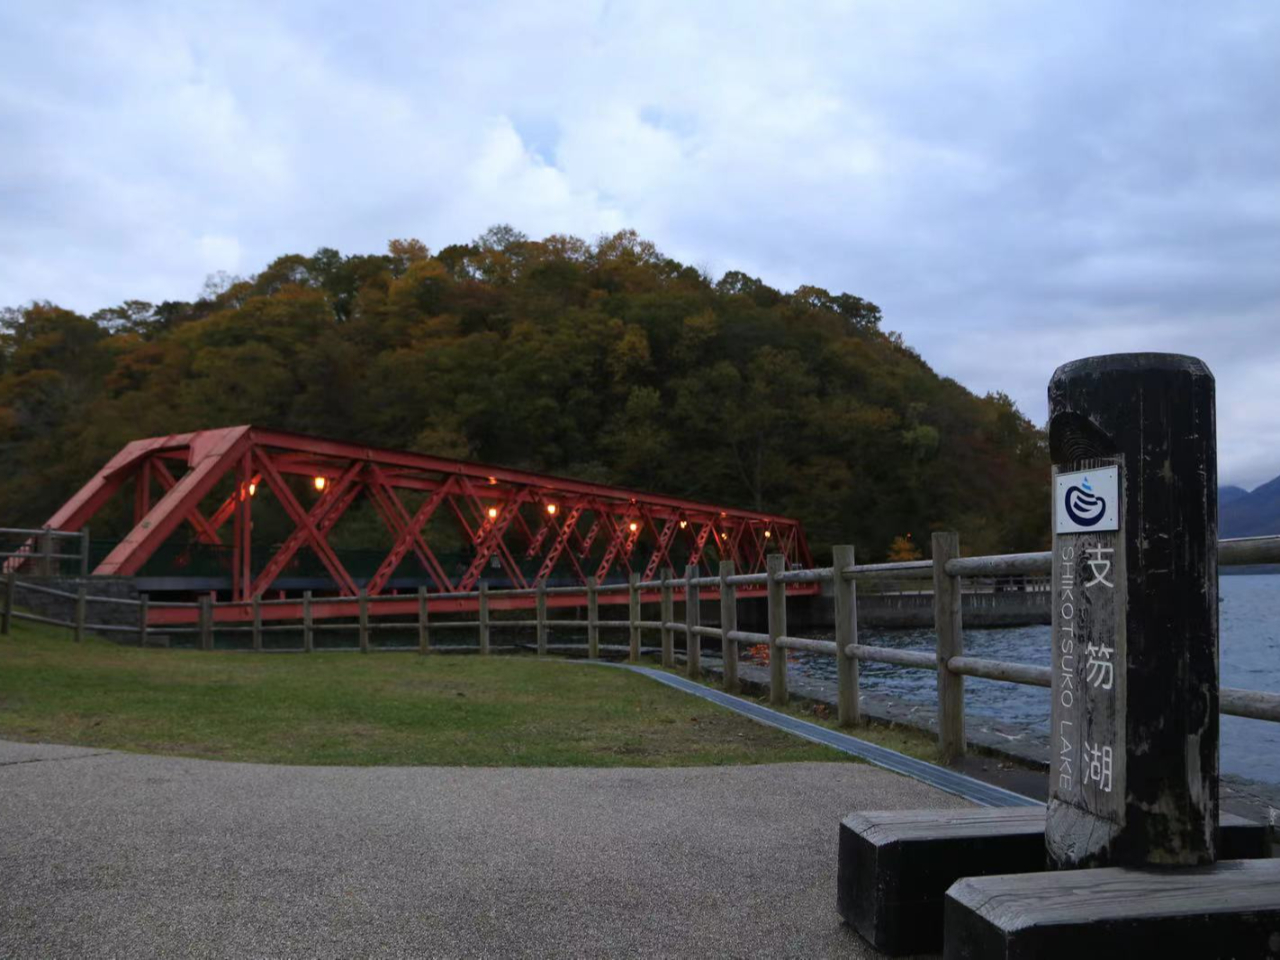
left=4, top=531, right=1279, bottom=763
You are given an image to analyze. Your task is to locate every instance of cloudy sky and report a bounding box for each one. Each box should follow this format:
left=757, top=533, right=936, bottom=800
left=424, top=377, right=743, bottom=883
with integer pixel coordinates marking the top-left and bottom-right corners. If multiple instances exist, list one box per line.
left=2, top=1, right=1278, bottom=487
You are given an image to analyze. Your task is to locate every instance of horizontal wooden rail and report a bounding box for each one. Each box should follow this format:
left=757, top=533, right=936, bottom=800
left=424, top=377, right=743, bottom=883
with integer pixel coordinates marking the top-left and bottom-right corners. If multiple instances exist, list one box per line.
left=775, top=567, right=834, bottom=585
left=1221, top=687, right=1280, bottom=723
left=847, top=644, right=938, bottom=670
left=840, top=559, right=934, bottom=580
left=947, top=655, right=1052, bottom=687
left=945, top=552, right=1052, bottom=578
left=777, top=635, right=838, bottom=655
left=1221, top=536, right=1280, bottom=566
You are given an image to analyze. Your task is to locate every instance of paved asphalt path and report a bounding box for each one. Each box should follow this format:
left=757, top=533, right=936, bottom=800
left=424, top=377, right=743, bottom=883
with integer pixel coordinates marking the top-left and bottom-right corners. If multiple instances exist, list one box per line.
left=0, top=739, right=970, bottom=959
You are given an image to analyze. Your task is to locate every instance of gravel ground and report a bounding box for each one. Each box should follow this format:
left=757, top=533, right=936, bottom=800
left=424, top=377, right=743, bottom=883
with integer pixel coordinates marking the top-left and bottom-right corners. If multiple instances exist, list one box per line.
left=0, top=739, right=969, bottom=959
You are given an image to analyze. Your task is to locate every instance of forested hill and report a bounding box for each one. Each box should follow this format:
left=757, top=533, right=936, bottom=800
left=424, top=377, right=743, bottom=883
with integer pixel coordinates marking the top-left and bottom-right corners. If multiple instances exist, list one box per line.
left=0, top=227, right=1048, bottom=560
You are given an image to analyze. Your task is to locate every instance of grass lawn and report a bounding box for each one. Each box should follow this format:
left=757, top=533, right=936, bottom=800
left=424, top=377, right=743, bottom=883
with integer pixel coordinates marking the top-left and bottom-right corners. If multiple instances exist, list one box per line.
left=0, top=618, right=859, bottom=767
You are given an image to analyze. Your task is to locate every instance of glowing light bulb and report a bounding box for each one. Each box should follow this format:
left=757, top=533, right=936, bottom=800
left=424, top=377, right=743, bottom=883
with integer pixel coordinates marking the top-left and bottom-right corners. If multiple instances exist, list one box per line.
left=313, top=476, right=327, bottom=491
left=546, top=503, right=558, bottom=516
left=248, top=482, right=256, bottom=497
left=763, top=530, right=772, bottom=539
left=487, top=507, right=498, bottom=520
left=679, top=520, right=688, bottom=529
left=628, top=521, right=638, bottom=533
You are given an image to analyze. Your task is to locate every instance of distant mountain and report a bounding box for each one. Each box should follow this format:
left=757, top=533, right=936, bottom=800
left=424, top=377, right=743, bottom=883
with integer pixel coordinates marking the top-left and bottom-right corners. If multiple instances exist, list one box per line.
left=1219, top=485, right=1250, bottom=508
left=1222, top=475, right=1280, bottom=539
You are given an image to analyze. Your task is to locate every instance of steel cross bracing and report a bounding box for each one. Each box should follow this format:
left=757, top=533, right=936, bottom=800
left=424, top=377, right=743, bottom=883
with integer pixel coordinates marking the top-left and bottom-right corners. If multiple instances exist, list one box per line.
left=34, top=426, right=813, bottom=625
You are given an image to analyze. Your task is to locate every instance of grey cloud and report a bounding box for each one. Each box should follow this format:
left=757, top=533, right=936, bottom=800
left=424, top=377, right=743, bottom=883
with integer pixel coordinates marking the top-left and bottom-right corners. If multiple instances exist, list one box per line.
left=0, top=0, right=1277, bottom=485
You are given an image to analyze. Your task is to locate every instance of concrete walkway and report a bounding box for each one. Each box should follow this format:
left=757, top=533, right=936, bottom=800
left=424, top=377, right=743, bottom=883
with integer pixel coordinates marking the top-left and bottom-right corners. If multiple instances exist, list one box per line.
left=0, top=739, right=970, bottom=959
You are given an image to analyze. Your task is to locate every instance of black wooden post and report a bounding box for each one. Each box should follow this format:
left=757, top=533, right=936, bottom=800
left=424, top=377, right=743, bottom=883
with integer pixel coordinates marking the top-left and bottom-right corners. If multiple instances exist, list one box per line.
left=718, top=560, right=738, bottom=693
left=684, top=563, right=700, bottom=678
left=535, top=579, right=547, bottom=656
left=2, top=571, right=14, bottom=635
left=628, top=572, right=641, bottom=663
left=417, top=586, right=429, bottom=654
left=1046, top=353, right=1217, bottom=868
left=586, top=576, right=599, bottom=660
left=767, top=554, right=787, bottom=705
left=478, top=581, right=490, bottom=655
left=303, top=590, right=314, bottom=653
left=358, top=589, right=369, bottom=653
left=251, top=595, right=262, bottom=651
left=74, top=584, right=86, bottom=644
left=660, top=568, right=674, bottom=668
left=199, top=595, right=213, bottom=651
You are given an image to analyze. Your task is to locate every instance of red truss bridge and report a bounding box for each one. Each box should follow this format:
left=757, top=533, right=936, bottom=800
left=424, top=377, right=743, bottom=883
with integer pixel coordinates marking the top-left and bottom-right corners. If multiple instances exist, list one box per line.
left=35, top=426, right=814, bottom=625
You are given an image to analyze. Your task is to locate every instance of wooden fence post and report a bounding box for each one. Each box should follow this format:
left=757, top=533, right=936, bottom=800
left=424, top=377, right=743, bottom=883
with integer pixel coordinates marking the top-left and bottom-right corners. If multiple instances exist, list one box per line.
left=80, top=527, right=90, bottom=577
left=586, top=576, right=599, bottom=659
left=478, top=581, right=490, bottom=655
left=199, top=595, right=213, bottom=651
left=39, top=527, right=54, bottom=577
left=358, top=589, right=369, bottom=653
left=536, top=579, right=547, bottom=656
left=74, top=584, right=86, bottom=644
left=685, top=563, right=701, bottom=678
left=418, top=586, right=429, bottom=654
left=628, top=572, right=641, bottom=663
left=302, top=590, right=313, bottom=652
left=932, top=531, right=964, bottom=764
left=251, top=595, right=262, bottom=652
left=719, top=560, right=738, bottom=692
left=833, top=544, right=859, bottom=727
left=138, top=593, right=149, bottom=647
left=2, top=571, right=14, bottom=635
left=767, top=553, right=787, bottom=705
left=660, top=568, right=674, bottom=668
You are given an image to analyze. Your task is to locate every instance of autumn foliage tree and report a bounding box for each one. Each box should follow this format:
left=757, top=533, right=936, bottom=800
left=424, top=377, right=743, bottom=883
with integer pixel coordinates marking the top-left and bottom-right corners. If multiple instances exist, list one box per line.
left=886, top=535, right=924, bottom=562
left=0, top=227, right=1049, bottom=560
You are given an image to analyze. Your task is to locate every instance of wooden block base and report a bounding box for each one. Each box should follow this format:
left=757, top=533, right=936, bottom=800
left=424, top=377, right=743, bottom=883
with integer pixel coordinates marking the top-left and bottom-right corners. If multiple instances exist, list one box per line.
left=945, top=857, right=1280, bottom=959
left=838, top=807, right=1270, bottom=956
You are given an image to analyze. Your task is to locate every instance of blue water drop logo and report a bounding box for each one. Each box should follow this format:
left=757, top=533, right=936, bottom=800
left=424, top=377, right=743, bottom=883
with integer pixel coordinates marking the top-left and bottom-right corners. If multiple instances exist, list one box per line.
left=1065, top=475, right=1106, bottom=526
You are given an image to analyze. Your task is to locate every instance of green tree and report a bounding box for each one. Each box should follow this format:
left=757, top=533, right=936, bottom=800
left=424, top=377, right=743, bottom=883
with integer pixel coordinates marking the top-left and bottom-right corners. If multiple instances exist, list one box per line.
left=0, top=226, right=1050, bottom=559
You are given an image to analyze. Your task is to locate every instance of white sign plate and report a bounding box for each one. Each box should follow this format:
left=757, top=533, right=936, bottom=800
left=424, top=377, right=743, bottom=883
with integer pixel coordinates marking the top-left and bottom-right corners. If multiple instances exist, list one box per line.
left=1055, top=466, right=1119, bottom=534
left=1054, top=465, right=1116, bottom=535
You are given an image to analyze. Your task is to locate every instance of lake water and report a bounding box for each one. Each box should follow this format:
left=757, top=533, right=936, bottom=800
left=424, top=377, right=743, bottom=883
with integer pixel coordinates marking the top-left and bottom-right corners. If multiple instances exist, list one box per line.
left=773, top=575, right=1280, bottom=785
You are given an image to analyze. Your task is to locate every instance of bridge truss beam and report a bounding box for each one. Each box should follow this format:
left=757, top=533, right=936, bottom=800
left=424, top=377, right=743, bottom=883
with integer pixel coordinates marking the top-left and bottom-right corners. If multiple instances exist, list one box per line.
left=36, top=426, right=814, bottom=619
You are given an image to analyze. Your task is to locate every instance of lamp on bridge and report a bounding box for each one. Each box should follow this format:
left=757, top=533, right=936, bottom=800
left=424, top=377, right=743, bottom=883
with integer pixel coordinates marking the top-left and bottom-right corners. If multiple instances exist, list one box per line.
left=313, top=476, right=327, bottom=492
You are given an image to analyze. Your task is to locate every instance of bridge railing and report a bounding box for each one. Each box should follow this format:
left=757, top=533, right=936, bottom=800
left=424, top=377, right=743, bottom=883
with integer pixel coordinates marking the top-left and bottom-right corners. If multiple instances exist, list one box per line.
left=0, top=526, right=92, bottom=577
